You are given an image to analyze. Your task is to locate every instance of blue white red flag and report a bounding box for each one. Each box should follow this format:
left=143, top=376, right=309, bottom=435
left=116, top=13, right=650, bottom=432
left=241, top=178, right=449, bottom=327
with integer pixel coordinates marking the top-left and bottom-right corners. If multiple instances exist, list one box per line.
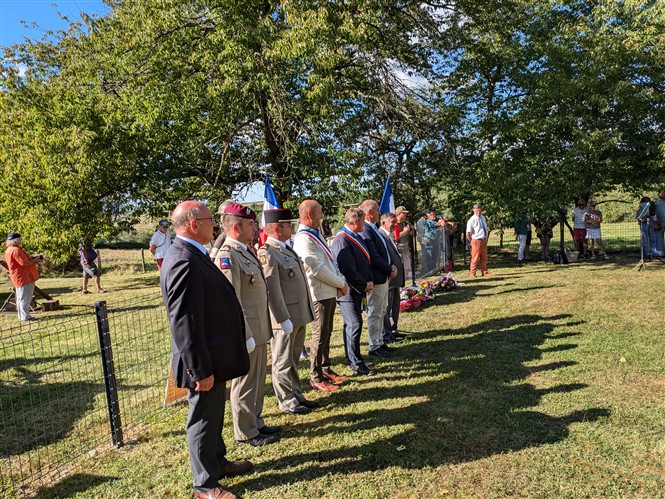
left=259, top=174, right=282, bottom=245
left=379, top=178, right=395, bottom=214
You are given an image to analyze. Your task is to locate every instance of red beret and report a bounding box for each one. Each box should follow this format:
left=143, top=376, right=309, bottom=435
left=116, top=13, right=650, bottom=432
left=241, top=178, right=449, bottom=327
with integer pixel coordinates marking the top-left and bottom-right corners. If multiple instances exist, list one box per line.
left=223, top=202, right=256, bottom=220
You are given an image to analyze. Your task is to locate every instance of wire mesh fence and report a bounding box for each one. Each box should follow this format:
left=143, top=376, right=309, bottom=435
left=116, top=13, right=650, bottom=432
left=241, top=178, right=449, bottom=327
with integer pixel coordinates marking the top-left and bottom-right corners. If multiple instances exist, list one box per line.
left=407, top=219, right=646, bottom=280
left=0, top=290, right=177, bottom=497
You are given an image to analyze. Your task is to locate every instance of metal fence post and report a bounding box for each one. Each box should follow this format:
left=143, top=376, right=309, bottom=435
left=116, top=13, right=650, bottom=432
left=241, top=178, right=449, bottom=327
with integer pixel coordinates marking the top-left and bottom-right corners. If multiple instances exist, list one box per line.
left=95, top=300, right=124, bottom=448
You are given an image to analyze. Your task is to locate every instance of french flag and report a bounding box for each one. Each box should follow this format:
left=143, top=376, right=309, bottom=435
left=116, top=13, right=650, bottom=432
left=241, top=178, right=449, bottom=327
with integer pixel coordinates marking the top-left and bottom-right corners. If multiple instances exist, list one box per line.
left=259, top=174, right=281, bottom=245
left=379, top=178, right=395, bottom=214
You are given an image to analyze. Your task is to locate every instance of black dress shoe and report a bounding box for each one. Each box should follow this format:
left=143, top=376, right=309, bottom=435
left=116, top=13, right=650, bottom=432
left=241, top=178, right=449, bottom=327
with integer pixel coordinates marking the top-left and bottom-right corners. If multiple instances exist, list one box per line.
left=286, top=404, right=311, bottom=415
left=384, top=334, right=403, bottom=344
left=258, top=425, right=281, bottom=435
left=238, top=434, right=278, bottom=446
left=352, top=364, right=376, bottom=376
left=369, top=348, right=389, bottom=358
left=299, top=398, right=320, bottom=409
left=379, top=344, right=396, bottom=352
left=392, top=331, right=407, bottom=339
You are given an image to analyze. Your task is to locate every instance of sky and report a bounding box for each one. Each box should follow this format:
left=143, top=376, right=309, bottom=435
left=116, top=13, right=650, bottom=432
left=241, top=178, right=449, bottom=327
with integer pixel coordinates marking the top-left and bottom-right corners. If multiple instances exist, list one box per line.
left=0, top=0, right=108, bottom=47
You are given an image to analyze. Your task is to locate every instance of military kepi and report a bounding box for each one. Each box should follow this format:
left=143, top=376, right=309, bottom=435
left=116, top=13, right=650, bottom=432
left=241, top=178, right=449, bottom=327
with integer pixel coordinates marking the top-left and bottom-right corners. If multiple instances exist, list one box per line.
left=263, top=208, right=293, bottom=223
left=223, top=202, right=257, bottom=220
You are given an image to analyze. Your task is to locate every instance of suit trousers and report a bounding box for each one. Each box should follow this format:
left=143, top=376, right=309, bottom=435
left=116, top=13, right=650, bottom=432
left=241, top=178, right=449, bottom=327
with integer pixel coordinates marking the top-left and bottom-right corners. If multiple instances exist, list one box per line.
left=272, top=324, right=306, bottom=411
left=338, top=295, right=364, bottom=370
left=382, top=286, right=401, bottom=340
left=366, top=281, right=389, bottom=351
left=187, top=382, right=227, bottom=491
left=230, top=343, right=267, bottom=441
left=309, top=297, right=337, bottom=383
left=470, top=238, right=488, bottom=276
left=15, top=281, right=35, bottom=321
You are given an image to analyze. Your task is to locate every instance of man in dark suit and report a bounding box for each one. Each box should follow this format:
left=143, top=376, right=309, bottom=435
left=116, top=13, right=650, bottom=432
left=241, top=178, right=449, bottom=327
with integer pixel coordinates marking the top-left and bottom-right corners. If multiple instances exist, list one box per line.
left=332, top=207, right=375, bottom=376
left=359, top=200, right=397, bottom=359
left=379, top=212, right=406, bottom=344
left=161, top=200, right=251, bottom=499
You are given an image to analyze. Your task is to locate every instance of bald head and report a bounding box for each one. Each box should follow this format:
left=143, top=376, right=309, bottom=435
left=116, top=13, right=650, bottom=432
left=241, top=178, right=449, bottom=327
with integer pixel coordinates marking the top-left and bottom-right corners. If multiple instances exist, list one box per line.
left=359, top=199, right=379, bottom=223
left=171, top=200, right=215, bottom=244
left=299, top=199, right=323, bottom=229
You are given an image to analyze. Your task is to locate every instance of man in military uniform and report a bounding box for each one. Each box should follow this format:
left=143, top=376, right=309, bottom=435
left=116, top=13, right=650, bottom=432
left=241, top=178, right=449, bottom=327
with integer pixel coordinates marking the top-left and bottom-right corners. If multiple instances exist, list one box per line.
left=258, top=209, right=318, bottom=415
left=216, top=203, right=280, bottom=447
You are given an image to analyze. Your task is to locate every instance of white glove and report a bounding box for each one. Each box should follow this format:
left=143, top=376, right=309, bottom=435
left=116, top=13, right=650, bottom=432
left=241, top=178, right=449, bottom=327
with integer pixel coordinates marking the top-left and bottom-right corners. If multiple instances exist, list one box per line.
left=246, top=337, right=256, bottom=353
left=280, top=319, right=294, bottom=336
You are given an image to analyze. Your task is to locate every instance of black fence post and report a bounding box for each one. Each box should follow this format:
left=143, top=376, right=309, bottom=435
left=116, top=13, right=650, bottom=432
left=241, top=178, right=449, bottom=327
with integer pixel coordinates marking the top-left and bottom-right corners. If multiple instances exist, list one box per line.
left=95, top=300, right=124, bottom=448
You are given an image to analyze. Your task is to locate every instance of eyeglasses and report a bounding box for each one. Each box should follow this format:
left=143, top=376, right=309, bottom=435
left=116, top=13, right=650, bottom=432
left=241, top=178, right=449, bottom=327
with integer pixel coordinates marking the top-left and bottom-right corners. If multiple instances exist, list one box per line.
left=195, top=217, right=216, bottom=223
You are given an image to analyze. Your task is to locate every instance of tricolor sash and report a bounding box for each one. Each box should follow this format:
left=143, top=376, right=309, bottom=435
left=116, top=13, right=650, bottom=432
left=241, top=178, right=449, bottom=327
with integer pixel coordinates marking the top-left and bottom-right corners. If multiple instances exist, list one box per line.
left=338, top=228, right=370, bottom=262
left=296, top=226, right=335, bottom=262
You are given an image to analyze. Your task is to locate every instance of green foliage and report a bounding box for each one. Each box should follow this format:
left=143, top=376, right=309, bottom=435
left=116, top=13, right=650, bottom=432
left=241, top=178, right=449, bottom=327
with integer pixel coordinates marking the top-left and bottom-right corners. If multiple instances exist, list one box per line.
left=0, top=0, right=664, bottom=261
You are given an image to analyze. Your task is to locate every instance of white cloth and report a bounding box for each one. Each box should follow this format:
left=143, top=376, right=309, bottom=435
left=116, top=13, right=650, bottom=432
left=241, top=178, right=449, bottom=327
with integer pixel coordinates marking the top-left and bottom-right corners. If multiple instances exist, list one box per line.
left=246, top=336, right=256, bottom=353
left=292, top=224, right=346, bottom=301
left=150, top=230, right=172, bottom=259
left=466, top=215, right=488, bottom=239
left=279, top=318, right=294, bottom=336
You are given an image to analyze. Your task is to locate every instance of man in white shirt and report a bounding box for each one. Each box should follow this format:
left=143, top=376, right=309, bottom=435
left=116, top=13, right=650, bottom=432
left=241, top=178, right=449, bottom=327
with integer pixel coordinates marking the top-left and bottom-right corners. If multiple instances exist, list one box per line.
left=292, top=200, right=349, bottom=393
left=572, top=198, right=589, bottom=258
left=466, top=204, right=490, bottom=278
left=149, top=220, right=172, bottom=270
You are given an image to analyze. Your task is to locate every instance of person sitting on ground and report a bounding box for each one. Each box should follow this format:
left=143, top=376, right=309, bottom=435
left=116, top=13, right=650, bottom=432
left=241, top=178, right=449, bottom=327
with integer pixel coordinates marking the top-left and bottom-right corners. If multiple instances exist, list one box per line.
left=78, top=235, right=106, bottom=294
left=4, top=232, right=44, bottom=322
left=584, top=201, right=609, bottom=260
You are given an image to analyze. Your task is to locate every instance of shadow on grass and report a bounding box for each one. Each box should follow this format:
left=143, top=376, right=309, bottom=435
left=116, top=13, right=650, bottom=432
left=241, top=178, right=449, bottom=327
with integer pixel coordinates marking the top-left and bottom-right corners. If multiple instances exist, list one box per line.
left=34, top=473, right=117, bottom=498
left=240, top=313, right=609, bottom=494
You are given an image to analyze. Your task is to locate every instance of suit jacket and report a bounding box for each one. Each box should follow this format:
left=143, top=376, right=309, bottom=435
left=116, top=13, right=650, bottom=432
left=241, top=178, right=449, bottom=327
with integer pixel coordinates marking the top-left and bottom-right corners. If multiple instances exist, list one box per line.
left=216, top=239, right=273, bottom=346
left=360, top=221, right=392, bottom=285
left=332, top=229, right=372, bottom=302
left=380, top=227, right=405, bottom=288
left=160, top=237, right=249, bottom=388
left=292, top=225, right=346, bottom=301
left=258, top=239, right=315, bottom=329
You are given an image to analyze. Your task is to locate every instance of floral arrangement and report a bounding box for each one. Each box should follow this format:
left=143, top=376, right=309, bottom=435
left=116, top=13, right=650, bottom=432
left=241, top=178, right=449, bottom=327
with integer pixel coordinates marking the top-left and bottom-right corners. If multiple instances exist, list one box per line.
left=399, top=274, right=460, bottom=312
left=399, top=280, right=435, bottom=312
left=433, top=272, right=460, bottom=292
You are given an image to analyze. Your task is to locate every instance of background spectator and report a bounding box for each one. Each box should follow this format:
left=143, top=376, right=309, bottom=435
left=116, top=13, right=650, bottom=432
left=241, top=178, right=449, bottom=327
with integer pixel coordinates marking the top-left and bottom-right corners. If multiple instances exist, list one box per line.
left=78, top=235, right=106, bottom=294
left=585, top=201, right=609, bottom=260
left=534, top=216, right=558, bottom=261
left=149, top=220, right=172, bottom=270
left=4, top=232, right=43, bottom=321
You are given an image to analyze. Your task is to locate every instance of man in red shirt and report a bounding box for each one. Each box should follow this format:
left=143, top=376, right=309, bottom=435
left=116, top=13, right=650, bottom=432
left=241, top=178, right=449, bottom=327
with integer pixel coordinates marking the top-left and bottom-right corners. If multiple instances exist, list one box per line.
left=4, top=232, right=43, bottom=321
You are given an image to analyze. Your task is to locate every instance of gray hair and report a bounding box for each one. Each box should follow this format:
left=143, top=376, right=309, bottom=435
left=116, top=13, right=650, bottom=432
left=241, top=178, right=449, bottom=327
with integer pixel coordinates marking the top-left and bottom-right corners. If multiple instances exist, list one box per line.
left=343, top=207, right=365, bottom=225
left=380, top=212, right=397, bottom=225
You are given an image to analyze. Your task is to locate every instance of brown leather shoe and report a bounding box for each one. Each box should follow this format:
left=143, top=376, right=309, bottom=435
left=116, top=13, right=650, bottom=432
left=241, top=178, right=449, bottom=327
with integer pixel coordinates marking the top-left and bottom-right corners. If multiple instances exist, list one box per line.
left=194, top=486, right=237, bottom=499
left=219, top=459, right=252, bottom=478
left=310, top=379, right=340, bottom=392
left=322, top=371, right=348, bottom=384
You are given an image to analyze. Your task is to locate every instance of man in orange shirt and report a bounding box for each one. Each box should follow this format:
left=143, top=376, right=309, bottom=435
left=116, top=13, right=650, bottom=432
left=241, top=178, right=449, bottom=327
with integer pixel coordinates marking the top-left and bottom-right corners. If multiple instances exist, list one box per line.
left=4, top=232, right=43, bottom=322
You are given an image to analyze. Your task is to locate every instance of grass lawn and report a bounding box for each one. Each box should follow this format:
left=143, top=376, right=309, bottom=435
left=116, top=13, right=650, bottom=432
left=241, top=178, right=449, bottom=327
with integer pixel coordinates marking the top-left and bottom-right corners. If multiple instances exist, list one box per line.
left=2, top=250, right=664, bottom=498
